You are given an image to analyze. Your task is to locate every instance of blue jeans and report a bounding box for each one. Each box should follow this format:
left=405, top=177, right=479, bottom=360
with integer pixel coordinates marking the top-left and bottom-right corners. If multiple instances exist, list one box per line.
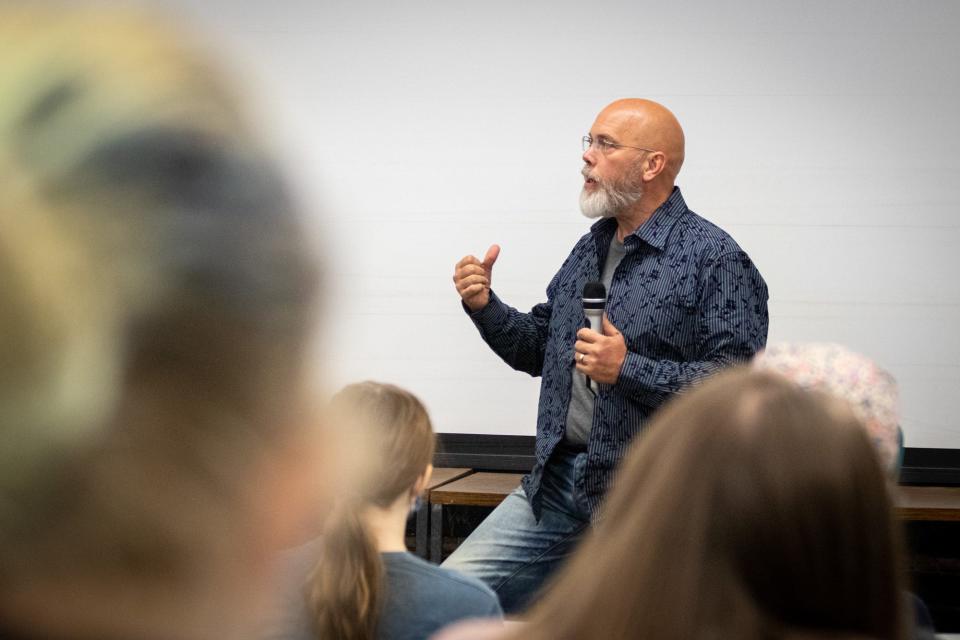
left=441, top=446, right=591, bottom=614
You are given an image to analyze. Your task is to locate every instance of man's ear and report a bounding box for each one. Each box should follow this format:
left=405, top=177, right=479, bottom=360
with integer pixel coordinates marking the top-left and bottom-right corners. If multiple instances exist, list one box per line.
left=644, top=152, right=667, bottom=181
left=411, top=463, right=433, bottom=499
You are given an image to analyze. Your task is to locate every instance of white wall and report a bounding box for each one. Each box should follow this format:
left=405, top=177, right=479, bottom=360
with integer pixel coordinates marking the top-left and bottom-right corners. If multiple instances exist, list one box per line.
left=129, top=0, right=960, bottom=449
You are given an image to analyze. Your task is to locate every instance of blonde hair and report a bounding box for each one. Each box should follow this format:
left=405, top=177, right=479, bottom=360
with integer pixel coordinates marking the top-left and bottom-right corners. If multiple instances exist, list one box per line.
left=309, top=382, right=435, bottom=640
left=0, top=3, right=319, bottom=627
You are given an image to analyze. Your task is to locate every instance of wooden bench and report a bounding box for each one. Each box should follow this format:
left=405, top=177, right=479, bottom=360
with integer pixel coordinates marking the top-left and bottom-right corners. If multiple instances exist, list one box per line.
left=413, top=467, right=473, bottom=559
left=428, top=472, right=526, bottom=563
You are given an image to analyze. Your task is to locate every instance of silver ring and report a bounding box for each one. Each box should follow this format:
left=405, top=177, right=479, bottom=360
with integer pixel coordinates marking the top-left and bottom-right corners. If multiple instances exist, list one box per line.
left=578, top=353, right=585, bottom=364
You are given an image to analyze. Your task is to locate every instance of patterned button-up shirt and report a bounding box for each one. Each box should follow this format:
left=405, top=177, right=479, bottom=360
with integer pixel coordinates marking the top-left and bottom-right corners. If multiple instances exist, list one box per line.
left=468, top=188, right=769, bottom=517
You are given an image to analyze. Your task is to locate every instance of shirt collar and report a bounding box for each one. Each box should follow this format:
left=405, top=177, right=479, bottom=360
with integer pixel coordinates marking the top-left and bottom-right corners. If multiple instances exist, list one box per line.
left=590, top=186, right=688, bottom=251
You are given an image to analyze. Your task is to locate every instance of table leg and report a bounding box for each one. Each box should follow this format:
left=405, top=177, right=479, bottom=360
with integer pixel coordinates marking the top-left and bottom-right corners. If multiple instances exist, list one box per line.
left=430, top=502, right=444, bottom=564
left=415, top=499, right=428, bottom=559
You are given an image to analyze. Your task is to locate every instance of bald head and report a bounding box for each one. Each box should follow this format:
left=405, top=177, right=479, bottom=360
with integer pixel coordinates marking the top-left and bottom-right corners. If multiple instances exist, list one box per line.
left=594, top=98, right=685, bottom=182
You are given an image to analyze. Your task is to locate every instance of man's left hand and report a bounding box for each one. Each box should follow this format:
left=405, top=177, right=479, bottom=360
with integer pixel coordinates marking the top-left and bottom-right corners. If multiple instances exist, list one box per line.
left=574, top=314, right=627, bottom=385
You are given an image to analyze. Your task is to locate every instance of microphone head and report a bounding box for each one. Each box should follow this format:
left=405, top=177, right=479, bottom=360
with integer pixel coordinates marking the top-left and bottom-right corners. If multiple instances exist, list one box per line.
left=582, top=281, right=606, bottom=310
left=582, top=281, right=606, bottom=300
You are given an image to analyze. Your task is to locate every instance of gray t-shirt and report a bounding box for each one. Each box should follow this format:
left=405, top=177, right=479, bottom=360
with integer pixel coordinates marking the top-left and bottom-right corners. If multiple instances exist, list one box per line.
left=564, top=234, right=627, bottom=446
left=263, top=544, right=502, bottom=640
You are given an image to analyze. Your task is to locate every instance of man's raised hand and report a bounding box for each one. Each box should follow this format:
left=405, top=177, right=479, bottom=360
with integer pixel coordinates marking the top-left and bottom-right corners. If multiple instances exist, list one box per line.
left=453, top=244, right=500, bottom=312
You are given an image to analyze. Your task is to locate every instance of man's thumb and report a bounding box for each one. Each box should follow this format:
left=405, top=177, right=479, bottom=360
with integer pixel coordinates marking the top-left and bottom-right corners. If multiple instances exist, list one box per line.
left=602, top=313, right=621, bottom=336
left=482, top=244, right=501, bottom=270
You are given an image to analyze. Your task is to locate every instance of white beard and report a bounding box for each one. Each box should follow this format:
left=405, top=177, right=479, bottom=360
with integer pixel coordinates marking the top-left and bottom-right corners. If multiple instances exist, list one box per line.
left=579, top=187, right=619, bottom=219
left=579, top=167, right=644, bottom=219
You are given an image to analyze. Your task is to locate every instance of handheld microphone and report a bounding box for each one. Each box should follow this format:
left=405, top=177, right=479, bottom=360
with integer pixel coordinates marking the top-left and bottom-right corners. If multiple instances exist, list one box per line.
left=582, top=281, right=606, bottom=333
left=582, top=281, right=607, bottom=394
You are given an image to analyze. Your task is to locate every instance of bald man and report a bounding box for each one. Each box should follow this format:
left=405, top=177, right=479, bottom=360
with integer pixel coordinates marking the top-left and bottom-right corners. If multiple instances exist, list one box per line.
left=447, top=99, right=769, bottom=612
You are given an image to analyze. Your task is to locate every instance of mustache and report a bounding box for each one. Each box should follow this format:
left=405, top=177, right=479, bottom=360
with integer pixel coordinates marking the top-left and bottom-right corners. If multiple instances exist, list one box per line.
left=581, top=166, right=599, bottom=182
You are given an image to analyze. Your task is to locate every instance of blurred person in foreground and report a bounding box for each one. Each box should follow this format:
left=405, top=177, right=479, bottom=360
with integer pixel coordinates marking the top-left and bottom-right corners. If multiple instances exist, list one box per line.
left=434, top=368, right=909, bottom=640
left=0, top=7, right=326, bottom=639
left=754, top=343, right=935, bottom=637
left=265, top=382, right=502, bottom=640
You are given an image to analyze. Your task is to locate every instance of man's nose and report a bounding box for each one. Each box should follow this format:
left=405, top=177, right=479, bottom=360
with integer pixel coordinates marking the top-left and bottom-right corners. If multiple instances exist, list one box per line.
left=582, top=146, right=596, bottom=166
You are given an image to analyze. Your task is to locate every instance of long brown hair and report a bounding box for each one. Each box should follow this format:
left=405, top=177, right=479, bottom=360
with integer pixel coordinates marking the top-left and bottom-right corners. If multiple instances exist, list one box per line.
left=309, top=382, right=435, bottom=640
left=512, top=367, right=907, bottom=640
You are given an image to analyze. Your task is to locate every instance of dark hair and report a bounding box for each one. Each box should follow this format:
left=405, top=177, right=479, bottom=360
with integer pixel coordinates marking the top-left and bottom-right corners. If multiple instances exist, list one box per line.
left=511, top=368, right=907, bottom=640
left=309, top=382, right=435, bottom=640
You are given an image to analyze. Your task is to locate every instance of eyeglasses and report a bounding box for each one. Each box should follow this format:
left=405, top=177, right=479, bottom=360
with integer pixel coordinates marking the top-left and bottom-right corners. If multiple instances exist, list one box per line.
left=582, top=135, right=657, bottom=155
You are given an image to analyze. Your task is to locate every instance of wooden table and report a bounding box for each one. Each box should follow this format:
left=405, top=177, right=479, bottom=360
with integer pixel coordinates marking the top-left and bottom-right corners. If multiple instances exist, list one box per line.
left=418, top=478, right=960, bottom=564
left=413, top=468, right=473, bottom=558
left=896, top=486, right=960, bottom=521
left=429, top=472, right=526, bottom=563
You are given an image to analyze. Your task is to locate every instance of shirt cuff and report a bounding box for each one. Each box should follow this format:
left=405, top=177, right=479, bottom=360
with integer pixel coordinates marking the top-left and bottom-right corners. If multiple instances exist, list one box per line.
left=614, top=351, right=667, bottom=407
left=464, top=291, right=509, bottom=329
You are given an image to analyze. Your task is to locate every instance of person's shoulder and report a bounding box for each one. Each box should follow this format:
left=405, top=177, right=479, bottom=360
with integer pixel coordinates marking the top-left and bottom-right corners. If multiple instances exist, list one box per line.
left=384, top=553, right=496, bottom=598
left=673, top=208, right=746, bottom=258
left=380, top=553, right=502, bottom=640
left=385, top=553, right=499, bottom=601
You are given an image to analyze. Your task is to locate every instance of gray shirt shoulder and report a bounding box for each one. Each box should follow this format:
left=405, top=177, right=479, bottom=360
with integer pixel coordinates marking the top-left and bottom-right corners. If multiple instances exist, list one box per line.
left=379, top=552, right=503, bottom=640
left=261, top=544, right=502, bottom=640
